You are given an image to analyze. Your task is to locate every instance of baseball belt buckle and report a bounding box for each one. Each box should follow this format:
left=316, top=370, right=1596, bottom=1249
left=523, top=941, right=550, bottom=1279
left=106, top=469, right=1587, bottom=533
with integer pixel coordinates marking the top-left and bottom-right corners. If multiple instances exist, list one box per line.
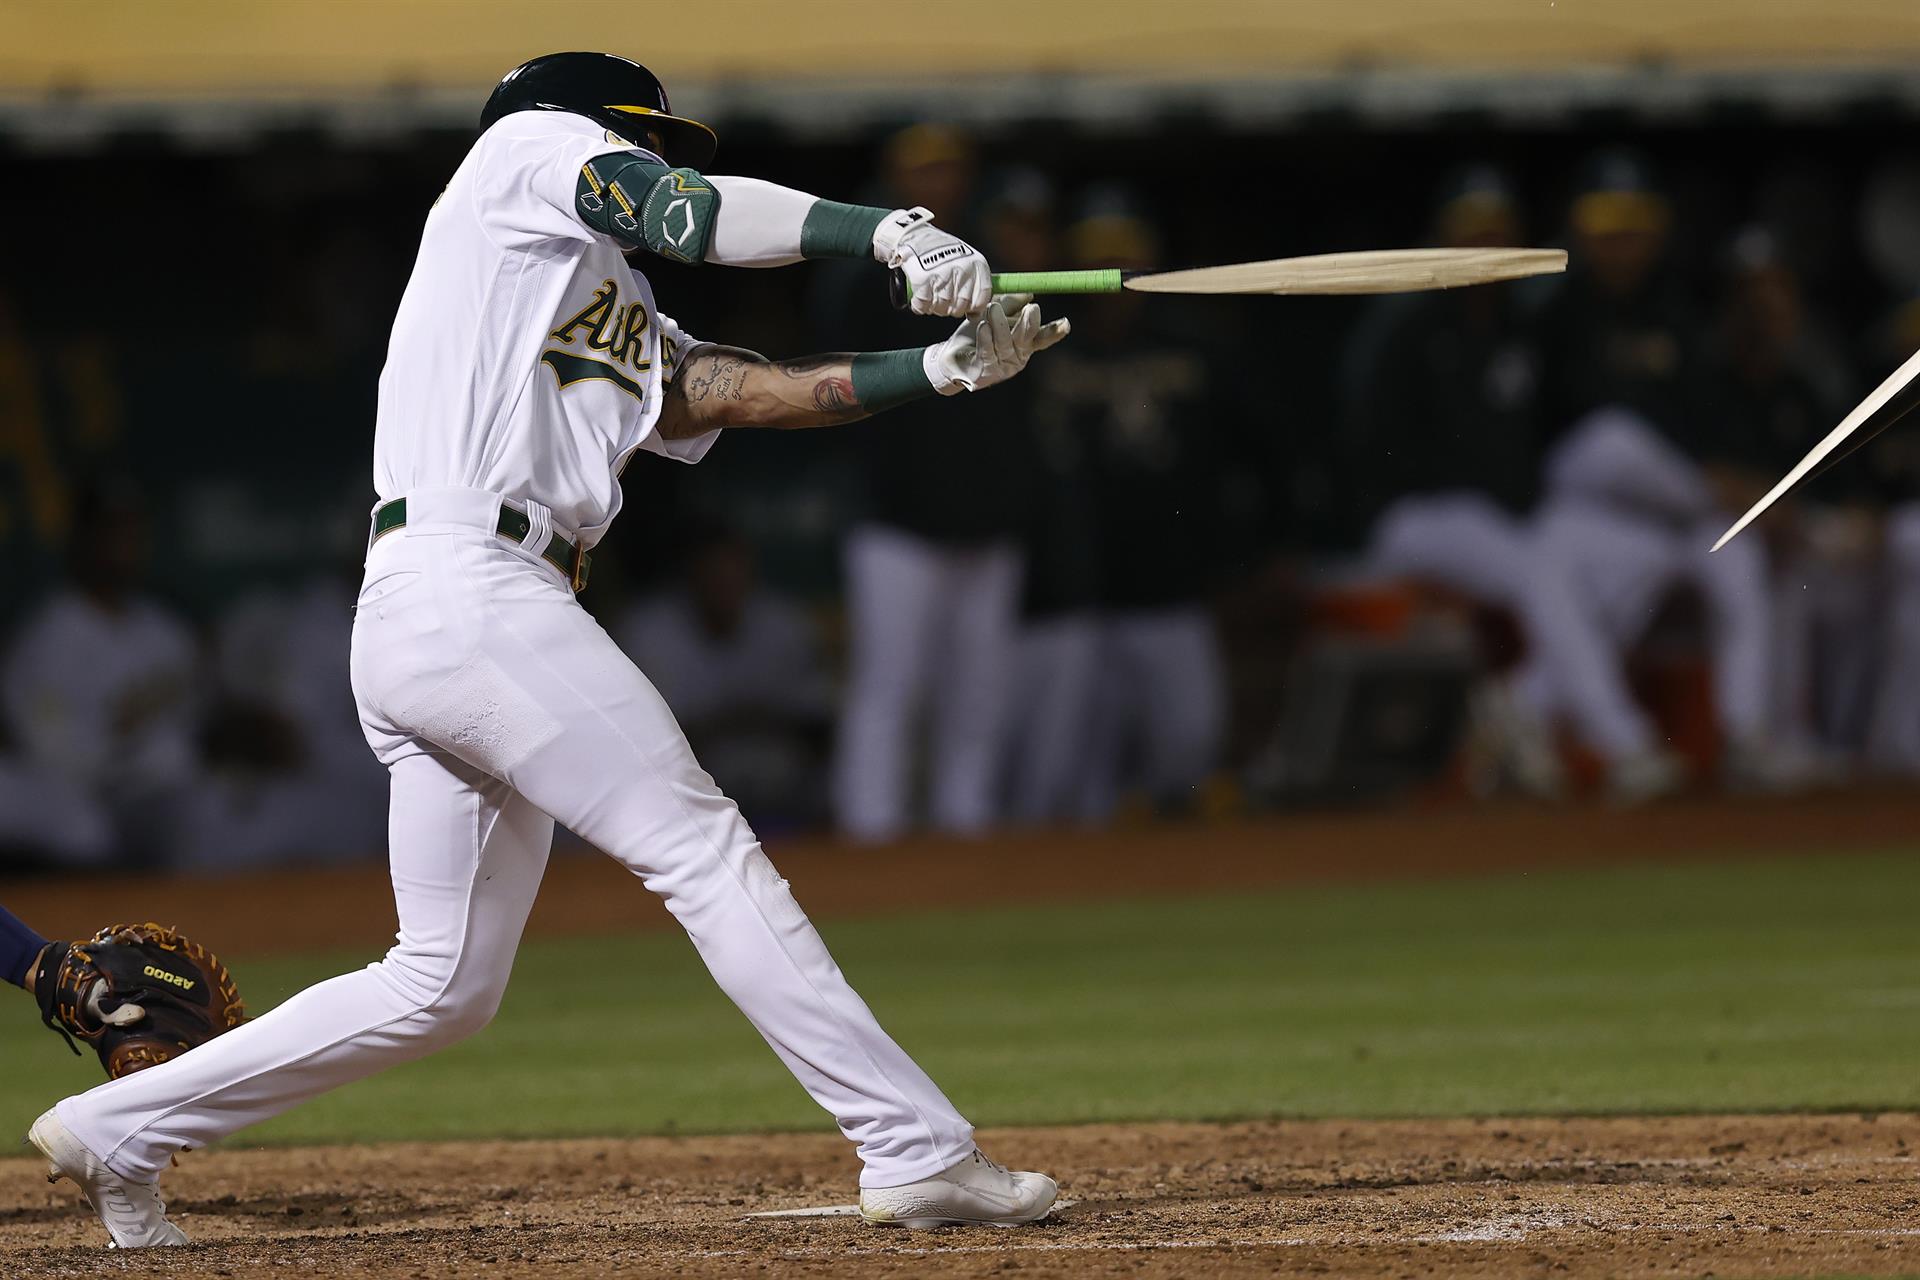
left=570, top=548, right=592, bottom=594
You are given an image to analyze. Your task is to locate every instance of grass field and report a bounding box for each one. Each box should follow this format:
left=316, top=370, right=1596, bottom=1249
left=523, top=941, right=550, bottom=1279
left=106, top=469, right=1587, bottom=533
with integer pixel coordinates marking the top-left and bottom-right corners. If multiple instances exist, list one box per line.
left=8, top=849, right=1920, bottom=1148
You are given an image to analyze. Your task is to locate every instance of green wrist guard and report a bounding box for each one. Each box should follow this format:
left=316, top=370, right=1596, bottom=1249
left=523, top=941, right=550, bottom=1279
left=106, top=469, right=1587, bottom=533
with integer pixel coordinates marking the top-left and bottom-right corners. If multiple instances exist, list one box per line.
left=850, top=349, right=935, bottom=413
left=801, top=200, right=891, bottom=260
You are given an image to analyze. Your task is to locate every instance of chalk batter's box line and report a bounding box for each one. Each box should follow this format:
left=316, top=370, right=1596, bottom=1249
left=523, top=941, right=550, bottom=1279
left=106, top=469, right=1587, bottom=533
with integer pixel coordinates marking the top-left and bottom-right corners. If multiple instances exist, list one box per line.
left=744, top=1198, right=1078, bottom=1221
left=712, top=1221, right=1920, bottom=1259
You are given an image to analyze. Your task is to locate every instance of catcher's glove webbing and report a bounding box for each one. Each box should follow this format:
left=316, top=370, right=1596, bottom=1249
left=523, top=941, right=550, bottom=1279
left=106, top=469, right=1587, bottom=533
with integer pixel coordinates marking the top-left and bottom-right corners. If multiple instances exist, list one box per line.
left=34, top=922, right=246, bottom=1079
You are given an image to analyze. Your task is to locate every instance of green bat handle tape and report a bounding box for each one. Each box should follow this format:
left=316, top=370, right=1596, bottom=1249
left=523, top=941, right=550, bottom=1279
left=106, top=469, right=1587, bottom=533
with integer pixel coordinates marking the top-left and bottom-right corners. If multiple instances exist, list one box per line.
left=890, top=267, right=1127, bottom=308
left=989, top=269, right=1127, bottom=295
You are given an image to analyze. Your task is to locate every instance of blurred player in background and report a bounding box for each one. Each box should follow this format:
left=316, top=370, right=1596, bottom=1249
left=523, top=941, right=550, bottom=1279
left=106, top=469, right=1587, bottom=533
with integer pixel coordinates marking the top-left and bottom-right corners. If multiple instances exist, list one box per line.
left=992, top=173, right=1110, bottom=824
left=616, top=518, right=833, bottom=832
left=1011, top=201, right=1229, bottom=821
left=1700, top=229, right=1864, bottom=772
left=2, top=478, right=197, bottom=861
left=820, top=126, right=1031, bottom=842
left=1347, top=168, right=1596, bottom=798
left=185, top=499, right=391, bottom=869
left=1859, top=298, right=1920, bottom=769
left=1528, top=150, right=1812, bottom=793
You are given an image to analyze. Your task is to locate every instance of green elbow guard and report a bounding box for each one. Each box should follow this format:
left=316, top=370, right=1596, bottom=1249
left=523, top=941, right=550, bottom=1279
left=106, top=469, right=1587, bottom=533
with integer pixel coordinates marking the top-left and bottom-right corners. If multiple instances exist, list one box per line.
left=577, top=152, right=721, bottom=264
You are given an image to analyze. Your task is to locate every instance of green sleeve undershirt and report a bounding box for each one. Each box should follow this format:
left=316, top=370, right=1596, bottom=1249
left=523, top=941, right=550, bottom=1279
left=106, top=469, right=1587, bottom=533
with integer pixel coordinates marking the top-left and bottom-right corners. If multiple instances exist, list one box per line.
left=850, top=349, right=935, bottom=413
left=800, top=200, right=891, bottom=260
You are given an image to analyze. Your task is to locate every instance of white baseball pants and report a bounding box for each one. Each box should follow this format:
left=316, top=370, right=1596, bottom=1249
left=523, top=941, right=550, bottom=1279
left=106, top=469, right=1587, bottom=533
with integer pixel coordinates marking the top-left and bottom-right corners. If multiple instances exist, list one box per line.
left=1770, top=530, right=1879, bottom=756
left=1003, top=614, right=1102, bottom=823
left=57, top=488, right=975, bottom=1188
left=1368, top=491, right=1659, bottom=760
left=1526, top=412, right=1772, bottom=745
left=833, top=524, right=1021, bottom=842
left=1077, top=609, right=1226, bottom=820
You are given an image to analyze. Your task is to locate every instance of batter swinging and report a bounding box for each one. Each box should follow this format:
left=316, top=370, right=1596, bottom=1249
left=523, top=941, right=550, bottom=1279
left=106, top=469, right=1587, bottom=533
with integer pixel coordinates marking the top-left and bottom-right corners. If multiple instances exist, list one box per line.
left=29, top=52, right=1068, bottom=1247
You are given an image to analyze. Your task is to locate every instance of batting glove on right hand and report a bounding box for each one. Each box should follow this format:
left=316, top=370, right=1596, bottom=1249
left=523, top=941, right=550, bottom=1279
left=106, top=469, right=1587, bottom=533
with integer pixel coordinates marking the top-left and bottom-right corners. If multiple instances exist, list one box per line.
left=924, top=294, right=1071, bottom=395
left=874, top=206, right=993, bottom=317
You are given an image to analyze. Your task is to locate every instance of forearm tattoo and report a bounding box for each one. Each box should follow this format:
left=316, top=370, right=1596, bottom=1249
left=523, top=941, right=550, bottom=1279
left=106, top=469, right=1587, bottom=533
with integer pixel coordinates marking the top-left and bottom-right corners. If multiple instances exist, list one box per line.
left=668, top=347, right=869, bottom=430
left=810, top=377, right=858, bottom=415
left=682, top=356, right=751, bottom=405
left=775, top=355, right=861, bottom=421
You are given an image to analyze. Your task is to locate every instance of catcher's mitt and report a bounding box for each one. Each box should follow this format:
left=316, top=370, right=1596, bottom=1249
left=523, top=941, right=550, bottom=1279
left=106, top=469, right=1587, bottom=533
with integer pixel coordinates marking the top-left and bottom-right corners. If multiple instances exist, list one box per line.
left=34, top=922, right=246, bottom=1078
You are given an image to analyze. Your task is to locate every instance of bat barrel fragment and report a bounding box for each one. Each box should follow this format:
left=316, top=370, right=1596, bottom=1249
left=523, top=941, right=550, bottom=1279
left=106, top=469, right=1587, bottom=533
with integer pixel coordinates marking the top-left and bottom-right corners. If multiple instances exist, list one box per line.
left=1711, top=344, right=1920, bottom=552
left=1122, top=247, right=1567, bottom=296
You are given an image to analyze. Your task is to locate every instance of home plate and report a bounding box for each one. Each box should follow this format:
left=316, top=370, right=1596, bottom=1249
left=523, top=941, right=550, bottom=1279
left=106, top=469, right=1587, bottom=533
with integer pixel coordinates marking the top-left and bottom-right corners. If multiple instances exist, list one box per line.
left=746, top=1200, right=1075, bottom=1220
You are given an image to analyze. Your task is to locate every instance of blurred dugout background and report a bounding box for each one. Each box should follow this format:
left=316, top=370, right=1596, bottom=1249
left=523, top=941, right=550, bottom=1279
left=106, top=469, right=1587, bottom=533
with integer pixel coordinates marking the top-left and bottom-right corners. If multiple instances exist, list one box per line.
left=5, top=0, right=1920, bottom=871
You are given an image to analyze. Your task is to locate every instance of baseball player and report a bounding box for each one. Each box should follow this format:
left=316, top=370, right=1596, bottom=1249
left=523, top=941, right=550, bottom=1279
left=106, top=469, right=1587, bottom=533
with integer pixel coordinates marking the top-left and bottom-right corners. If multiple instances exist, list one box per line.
left=26, top=52, right=1067, bottom=1247
left=1527, top=152, right=1803, bottom=793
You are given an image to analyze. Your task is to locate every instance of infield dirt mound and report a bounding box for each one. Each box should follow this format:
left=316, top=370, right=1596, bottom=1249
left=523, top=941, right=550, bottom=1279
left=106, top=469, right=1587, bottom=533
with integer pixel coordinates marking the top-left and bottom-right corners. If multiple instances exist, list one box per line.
left=4, top=1114, right=1918, bottom=1278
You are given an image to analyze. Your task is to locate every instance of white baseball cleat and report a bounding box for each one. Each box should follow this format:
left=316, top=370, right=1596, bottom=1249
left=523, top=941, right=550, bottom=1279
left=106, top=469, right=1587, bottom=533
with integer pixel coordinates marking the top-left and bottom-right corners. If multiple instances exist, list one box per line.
left=859, top=1148, right=1058, bottom=1228
left=27, top=1107, right=188, bottom=1248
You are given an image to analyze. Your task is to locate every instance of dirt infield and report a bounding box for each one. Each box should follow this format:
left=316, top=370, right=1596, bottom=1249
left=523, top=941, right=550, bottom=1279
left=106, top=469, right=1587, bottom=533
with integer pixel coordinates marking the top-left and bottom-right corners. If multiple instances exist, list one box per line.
left=8, top=787, right=1920, bottom=956
left=7, top=795, right=1920, bottom=1275
left=2, top=1114, right=1916, bottom=1277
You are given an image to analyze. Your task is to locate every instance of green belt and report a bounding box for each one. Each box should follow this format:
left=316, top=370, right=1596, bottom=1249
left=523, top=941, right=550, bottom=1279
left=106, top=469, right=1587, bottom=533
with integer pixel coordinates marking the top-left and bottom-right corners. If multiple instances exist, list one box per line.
left=370, top=497, right=592, bottom=592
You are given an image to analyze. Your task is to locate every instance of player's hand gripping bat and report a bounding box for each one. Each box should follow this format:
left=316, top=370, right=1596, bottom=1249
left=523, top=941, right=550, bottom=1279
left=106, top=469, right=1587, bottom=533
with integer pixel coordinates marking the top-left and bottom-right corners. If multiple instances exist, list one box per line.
left=1712, top=345, right=1920, bottom=551
left=889, top=246, right=1566, bottom=308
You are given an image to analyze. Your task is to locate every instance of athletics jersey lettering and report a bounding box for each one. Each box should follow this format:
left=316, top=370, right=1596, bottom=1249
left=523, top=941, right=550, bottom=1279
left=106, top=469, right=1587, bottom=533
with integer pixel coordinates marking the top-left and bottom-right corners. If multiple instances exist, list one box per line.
left=543, top=277, right=652, bottom=399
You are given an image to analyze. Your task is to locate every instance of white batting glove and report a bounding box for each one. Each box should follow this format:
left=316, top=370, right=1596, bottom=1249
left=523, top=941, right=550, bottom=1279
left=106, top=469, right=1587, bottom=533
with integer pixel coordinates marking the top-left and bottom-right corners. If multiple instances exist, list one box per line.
left=874, top=206, right=992, bottom=317
left=923, top=294, right=1071, bottom=394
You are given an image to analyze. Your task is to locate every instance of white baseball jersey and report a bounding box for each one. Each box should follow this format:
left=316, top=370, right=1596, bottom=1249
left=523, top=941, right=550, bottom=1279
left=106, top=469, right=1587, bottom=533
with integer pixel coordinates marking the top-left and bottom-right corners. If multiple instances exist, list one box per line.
left=374, top=112, right=718, bottom=550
